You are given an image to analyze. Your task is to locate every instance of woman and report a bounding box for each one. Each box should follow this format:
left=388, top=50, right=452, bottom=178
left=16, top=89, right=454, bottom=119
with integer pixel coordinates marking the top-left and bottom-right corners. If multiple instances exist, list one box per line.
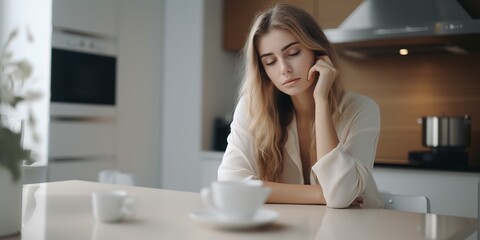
left=218, top=3, right=383, bottom=208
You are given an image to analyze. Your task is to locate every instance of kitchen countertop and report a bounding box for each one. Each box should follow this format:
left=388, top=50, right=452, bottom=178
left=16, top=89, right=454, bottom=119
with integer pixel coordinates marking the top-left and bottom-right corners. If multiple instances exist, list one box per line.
left=202, top=151, right=480, bottom=174
left=374, top=159, right=480, bottom=173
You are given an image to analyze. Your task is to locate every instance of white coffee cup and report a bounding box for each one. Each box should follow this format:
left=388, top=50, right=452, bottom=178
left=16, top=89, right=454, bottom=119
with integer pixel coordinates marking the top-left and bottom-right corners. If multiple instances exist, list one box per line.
left=201, top=180, right=271, bottom=220
left=91, top=190, right=136, bottom=223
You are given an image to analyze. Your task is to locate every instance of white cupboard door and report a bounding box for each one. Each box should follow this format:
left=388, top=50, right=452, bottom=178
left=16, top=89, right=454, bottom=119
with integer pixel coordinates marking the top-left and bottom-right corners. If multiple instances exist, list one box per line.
left=52, top=0, right=118, bottom=37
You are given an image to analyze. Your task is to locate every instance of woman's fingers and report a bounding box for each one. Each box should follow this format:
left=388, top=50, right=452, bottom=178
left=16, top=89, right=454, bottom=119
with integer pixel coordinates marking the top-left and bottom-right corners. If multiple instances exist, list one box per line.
left=308, top=56, right=336, bottom=81
left=308, top=65, right=318, bottom=81
left=318, top=55, right=334, bottom=66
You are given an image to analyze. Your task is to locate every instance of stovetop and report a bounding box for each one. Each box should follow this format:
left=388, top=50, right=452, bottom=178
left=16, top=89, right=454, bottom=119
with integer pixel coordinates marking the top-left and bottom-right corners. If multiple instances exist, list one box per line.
left=408, top=148, right=469, bottom=168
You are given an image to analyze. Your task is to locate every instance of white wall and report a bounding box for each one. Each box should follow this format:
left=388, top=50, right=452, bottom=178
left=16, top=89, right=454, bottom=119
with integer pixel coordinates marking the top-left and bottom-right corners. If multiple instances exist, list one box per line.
left=116, top=0, right=163, bottom=188
left=161, top=0, right=205, bottom=191
left=161, top=0, right=238, bottom=191
left=201, top=0, right=238, bottom=151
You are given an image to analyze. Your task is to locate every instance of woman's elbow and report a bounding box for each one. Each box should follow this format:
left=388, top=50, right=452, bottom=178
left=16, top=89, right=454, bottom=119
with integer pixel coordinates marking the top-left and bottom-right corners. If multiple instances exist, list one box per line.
left=324, top=185, right=363, bottom=208
left=325, top=198, right=353, bottom=209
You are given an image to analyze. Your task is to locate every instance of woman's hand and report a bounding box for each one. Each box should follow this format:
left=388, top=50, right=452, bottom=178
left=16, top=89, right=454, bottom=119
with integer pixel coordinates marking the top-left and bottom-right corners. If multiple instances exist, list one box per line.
left=307, top=55, right=338, bottom=102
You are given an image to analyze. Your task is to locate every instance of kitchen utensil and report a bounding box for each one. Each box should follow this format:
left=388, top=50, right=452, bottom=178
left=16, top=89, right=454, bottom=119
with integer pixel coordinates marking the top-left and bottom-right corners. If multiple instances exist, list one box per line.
left=418, top=115, right=471, bottom=148
left=409, top=115, right=471, bottom=168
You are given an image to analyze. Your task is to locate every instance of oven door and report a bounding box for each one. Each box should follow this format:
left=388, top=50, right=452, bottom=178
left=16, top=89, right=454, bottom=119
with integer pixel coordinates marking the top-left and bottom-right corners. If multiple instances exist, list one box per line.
left=51, top=48, right=116, bottom=105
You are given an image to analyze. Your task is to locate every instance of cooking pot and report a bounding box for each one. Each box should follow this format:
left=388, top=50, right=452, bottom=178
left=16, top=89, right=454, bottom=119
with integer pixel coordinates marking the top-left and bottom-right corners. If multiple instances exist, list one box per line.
left=418, top=115, right=471, bottom=148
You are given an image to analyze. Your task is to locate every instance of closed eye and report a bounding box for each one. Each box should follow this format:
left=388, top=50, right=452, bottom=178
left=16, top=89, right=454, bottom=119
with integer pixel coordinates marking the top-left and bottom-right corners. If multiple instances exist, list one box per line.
left=265, top=60, right=276, bottom=66
left=263, top=56, right=277, bottom=66
left=289, top=50, right=300, bottom=56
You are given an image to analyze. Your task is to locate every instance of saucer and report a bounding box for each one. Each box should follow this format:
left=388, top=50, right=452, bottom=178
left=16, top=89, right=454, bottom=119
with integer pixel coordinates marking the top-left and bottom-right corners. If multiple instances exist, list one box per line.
left=189, top=208, right=279, bottom=230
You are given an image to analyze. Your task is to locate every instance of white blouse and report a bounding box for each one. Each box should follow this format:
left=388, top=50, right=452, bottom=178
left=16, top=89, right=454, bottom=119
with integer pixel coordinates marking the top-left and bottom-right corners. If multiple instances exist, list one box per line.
left=218, top=92, right=383, bottom=208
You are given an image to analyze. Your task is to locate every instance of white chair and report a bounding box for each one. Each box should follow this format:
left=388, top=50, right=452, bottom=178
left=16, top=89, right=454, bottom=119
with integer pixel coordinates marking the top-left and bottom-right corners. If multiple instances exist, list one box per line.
left=98, top=170, right=136, bottom=186
left=381, top=192, right=431, bottom=213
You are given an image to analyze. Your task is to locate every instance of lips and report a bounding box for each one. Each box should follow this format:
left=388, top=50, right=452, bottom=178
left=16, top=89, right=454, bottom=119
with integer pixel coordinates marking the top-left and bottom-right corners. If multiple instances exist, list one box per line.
left=282, top=78, right=300, bottom=86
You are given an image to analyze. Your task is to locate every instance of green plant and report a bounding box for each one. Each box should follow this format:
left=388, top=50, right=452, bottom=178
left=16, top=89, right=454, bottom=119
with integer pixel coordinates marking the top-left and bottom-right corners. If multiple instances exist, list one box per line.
left=0, top=29, right=41, bottom=182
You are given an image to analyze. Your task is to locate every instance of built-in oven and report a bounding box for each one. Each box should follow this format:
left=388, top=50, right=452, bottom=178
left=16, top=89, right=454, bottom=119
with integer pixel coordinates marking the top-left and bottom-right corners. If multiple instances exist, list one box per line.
left=50, top=29, right=117, bottom=116
left=48, top=29, right=117, bottom=181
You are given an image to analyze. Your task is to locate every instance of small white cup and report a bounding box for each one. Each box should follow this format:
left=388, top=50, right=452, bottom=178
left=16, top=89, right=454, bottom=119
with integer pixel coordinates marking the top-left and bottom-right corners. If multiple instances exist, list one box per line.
left=201, top=180, right=271, bottom=220
left=91, top=190, right=136, bottom=223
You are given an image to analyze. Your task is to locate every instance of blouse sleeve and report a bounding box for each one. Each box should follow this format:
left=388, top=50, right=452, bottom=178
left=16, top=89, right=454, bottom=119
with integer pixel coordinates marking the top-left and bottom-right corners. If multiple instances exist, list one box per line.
left=217, top=97, right=259, bottom=181
left=311, top=95, right=380, bottom=208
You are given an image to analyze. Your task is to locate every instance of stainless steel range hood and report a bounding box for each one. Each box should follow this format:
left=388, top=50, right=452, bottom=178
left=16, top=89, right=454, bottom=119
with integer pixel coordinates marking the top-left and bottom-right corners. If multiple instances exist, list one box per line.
left=324, top=0, right=480, bottom=57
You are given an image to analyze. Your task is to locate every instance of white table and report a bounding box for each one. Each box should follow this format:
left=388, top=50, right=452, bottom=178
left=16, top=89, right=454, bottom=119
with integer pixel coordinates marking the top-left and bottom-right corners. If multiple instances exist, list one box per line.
left=11, top=180, right=479, bottom=240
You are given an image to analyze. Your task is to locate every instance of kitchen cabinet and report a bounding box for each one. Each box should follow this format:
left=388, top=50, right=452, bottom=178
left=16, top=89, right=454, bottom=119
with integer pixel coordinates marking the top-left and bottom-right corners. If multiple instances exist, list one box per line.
left=47, top=119, right=116, bottom=182
left=49, top=120, right=116, bottom=158
left=373, top=167, right=479, bottom=219
left=48, top=157, right=114, bottom=182
left=52, top=0, right=119, bottom=37
left=200, top=151, right=225, bottom=187
left=222, top=0, right=362, bottom=51
left=223, top=0, right=274, bottom=51
left=373, top=167, right=480, bottom=240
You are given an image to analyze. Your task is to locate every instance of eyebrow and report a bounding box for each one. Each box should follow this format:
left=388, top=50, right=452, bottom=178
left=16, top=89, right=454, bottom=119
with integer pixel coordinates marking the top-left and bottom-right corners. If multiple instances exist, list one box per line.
left=259, top=41, right=299, bottom=58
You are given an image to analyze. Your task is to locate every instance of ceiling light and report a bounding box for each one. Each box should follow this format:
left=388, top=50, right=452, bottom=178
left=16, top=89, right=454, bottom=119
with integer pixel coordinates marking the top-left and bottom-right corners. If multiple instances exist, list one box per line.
left=399, top=48, right=409, bottom=55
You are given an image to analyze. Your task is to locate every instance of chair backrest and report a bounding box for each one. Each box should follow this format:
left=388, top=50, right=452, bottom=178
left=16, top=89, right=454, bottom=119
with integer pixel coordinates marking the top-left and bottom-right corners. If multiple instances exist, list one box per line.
left=98, top=170, right=136, bottom=186
left=381, top=192, right=431, bottom=213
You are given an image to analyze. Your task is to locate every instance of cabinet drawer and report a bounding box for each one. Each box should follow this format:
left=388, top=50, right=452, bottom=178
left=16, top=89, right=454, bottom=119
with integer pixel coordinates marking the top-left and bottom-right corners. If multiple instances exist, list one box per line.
left=49, top=120, right=115, bottom=158
left=52, top=0, right=118, bottom=37
left=48, top=157, right=115, bottom=182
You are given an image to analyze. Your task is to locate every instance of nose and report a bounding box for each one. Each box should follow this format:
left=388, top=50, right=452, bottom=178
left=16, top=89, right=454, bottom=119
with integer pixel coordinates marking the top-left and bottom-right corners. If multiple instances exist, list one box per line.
left=279, top=59, right=292, bottom=75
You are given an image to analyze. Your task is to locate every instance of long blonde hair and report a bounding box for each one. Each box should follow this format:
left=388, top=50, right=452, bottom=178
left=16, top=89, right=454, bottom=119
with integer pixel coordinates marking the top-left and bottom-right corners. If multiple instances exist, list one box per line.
left=238, top=4, right=344, bottom=182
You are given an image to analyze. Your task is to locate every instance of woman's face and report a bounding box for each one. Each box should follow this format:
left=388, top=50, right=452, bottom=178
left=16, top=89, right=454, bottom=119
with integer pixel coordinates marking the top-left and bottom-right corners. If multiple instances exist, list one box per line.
left=257, top=29, right=316, bottom=96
